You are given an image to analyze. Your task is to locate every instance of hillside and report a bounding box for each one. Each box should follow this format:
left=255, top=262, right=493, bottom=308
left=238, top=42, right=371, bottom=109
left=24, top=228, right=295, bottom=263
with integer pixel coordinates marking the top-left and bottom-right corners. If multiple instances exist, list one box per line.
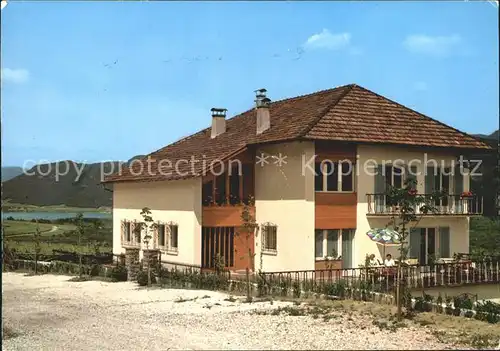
left=473, top=130, right=498, bottom=141
left=1, top=167, right=24, bottom=182
left=1, top=161, right=122, bottom=208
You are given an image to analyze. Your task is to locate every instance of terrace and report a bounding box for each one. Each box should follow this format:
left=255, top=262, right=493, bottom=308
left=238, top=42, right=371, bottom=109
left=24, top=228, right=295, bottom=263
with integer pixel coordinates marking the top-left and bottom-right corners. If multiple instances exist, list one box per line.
left=260, top=259, right=500, bottom=294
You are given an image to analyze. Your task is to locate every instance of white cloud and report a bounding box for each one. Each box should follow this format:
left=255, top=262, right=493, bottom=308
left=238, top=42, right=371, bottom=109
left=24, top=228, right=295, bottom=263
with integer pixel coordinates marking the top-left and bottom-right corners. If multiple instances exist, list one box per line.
left=413, top=81, right=428, bottom=91
left=304, top=29, right=351, bottom=51
left=1, top=68, right=30, bottom=84
left=403, top=34, right=461, bottom=57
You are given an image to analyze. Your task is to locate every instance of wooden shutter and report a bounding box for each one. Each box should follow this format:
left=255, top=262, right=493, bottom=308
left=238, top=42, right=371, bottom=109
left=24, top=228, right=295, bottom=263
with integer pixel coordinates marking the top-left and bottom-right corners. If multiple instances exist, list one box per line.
left=454, top=166, right=464, bottom=213
left=374, top=165, right=385, bottom=213
left=439, top=227, right=450, bottom=258
left=131, top=220, right=137, bottom=244
left=120, top=220, right=125, bottom=243
left=425, top=166, right=436, bottom=194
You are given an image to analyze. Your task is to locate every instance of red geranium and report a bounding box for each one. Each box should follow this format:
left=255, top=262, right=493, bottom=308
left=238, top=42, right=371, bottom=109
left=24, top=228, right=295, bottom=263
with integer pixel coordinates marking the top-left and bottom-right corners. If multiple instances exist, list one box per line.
left=408, top=189, right=417, bottom=196
left=460, top=191, right=473, bottom=198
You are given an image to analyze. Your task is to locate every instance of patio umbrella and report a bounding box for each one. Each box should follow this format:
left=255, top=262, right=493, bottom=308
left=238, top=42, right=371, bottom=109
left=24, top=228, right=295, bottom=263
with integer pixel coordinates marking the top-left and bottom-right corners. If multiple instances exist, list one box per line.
left=366, top=228, right=401, bottom=259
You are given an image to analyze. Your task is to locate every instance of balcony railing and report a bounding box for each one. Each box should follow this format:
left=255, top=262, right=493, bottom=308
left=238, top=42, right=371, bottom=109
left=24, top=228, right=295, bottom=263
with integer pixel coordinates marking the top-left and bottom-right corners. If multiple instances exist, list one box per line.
left=366, top=194, right=483, bottom=216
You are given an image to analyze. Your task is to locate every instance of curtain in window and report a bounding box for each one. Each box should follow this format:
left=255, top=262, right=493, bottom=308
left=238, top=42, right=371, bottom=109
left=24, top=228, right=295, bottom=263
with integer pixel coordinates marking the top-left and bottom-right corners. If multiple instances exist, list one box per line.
left=327, top=230, right=339, bottom=257
left=341, top=229, right=354, bottom=268
left=409, top=228, right=420, bottom=259
left=439, top=227, right=450, bottom=258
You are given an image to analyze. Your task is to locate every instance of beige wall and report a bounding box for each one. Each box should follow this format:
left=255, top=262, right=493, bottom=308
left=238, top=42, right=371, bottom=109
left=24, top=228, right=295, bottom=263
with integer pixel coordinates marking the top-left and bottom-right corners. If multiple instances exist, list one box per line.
left=112, top=178, right=202, bottom=265
left=355, top=144, right=470, bottom=266
left=254, top=141, right=315, bottom=272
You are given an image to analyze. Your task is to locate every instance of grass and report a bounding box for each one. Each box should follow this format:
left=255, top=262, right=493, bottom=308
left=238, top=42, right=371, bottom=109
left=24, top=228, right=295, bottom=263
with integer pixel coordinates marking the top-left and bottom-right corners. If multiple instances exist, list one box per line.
left=3, top=219, right=113, bottom=255
left=2, top=201, right=111, bottom=213
left=3, top=220, right=76, bottom=237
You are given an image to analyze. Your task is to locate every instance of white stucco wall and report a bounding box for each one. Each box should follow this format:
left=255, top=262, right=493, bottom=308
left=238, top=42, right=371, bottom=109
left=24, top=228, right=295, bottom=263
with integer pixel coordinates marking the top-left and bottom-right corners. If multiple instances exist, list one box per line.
left=355, top=145, right=470, bottom=266
left=112, top=178, right=202, bottom=265
left=254, top=141, right=315, bottom=272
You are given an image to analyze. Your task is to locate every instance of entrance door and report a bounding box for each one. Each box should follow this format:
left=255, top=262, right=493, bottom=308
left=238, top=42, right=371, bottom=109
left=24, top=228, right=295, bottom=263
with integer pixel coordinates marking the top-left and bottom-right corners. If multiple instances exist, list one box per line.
left=201, top=227, right=235, bottom=269
left=411, top=228, right=436, bottom=265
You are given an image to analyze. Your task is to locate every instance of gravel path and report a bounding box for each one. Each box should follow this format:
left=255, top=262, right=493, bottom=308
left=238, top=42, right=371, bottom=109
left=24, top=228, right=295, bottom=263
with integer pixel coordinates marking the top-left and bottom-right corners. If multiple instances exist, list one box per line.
left=2, top=273, right=457, bottom=350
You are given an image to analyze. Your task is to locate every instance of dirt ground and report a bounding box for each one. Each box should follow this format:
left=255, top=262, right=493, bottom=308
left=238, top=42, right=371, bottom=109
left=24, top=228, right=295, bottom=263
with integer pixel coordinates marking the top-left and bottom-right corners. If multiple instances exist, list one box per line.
left=1, top=273, right=495, bottom=350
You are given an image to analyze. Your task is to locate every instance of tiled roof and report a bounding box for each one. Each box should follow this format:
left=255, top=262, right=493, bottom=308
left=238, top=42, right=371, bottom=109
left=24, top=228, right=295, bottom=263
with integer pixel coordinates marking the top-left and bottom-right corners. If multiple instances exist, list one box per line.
left=104, top=84, right=490, bottom=183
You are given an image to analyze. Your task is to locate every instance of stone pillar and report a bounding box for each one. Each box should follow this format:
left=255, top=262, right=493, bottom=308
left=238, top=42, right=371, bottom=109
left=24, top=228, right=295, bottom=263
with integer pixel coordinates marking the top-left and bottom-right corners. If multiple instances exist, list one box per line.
left=125, top=248, right=140, bottom=281
left=143, top=249, right=160, bottom=271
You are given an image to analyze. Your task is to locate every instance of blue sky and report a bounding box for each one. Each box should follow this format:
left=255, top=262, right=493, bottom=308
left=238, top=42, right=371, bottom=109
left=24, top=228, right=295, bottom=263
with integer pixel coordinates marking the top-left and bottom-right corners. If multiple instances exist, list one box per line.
left=1, top=1, right=498, bottom=167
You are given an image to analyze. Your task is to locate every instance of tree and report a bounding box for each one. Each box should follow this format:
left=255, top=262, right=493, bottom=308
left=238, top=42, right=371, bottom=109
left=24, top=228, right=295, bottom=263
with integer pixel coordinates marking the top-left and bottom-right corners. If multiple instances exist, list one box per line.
left=134, top=207, right=157, bottom=287
left=239, top=195, right=259, bottom=301
left=384, top=178, right=445, bottom=320
left=33, top=220, right=42, bottom=275
left=74, top=213, right=86, bottom=279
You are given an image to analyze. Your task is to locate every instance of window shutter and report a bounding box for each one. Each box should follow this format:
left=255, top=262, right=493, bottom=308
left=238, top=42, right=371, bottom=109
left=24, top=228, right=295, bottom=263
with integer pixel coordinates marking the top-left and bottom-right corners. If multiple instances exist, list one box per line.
left=409, top=228, right=420, bottom=259
left=425, top=166, right=435, bottom=194
left=454, top=166, right=464, bottom=213
left=439, top=227, right=450, bottom=258
left=121, top=220, right=125, bottom=242
left=374, top=165, right=385, bottom=213
left=131, top=220, right=137, bottom=244
left=374, top=165, right=385, bottom=193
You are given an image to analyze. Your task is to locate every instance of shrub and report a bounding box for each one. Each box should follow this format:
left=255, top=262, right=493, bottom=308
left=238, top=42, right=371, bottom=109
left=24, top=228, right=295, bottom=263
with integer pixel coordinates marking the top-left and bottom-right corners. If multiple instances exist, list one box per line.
left=137, top=270, right=157, bottom=286
left=110, top=265, right=128, bottom=282
left=89, top=263, right=101, bottom=277
left=292, top=280, right=301, bottom=298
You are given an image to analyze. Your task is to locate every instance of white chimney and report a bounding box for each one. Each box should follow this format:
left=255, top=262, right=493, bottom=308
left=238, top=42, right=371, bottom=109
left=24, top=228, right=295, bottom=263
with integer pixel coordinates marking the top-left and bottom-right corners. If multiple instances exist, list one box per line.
left=255, top=88, right=271, bottom=135
left=210, top=108, right=227, bottom=139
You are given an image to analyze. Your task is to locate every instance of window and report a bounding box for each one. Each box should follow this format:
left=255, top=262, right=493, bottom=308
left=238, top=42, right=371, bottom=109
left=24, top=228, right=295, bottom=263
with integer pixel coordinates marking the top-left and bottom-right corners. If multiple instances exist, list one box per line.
left=315, top=161, right=354, bottom=192
left=157, top=222, right=178, bottom=253
left=425, top=167, right=451, bottom=207
left=158, top=224, right=166, bottom=247
left=121, top=220, right=138, bottom=247
left=315, top=229, right=355, bottom=266
left=385, top=165, right=403, bottom=189
left=124, top=221, right=132, bottom=242
left=262, top=223, right=277, bottom=253
left=169, top=224, right=179, bottom=251
left=409, top=227, right=450, bottom=265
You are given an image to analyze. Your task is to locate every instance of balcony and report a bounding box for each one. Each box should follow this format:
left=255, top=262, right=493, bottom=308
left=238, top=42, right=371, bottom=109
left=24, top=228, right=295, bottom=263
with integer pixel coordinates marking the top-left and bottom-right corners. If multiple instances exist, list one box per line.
left=366, top=194, right=483, bottom=216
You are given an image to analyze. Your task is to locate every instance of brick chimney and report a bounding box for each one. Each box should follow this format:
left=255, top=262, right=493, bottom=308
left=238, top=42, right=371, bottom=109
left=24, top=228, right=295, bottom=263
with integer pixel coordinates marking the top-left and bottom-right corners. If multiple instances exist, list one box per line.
left=210, top=108, right=227, bottom=139
left=255, top=88, right=271, bottom=135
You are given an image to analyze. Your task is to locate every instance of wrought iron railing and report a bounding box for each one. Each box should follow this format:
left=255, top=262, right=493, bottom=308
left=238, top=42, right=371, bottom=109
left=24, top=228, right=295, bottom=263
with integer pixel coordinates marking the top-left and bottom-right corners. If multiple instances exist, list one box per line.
left=366, top=193, right=483, bottom=215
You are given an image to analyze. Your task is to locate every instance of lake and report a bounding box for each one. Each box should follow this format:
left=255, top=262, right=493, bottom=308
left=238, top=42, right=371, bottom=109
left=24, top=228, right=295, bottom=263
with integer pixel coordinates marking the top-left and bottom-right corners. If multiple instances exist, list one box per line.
left=2, top=212, right=112, bottom=220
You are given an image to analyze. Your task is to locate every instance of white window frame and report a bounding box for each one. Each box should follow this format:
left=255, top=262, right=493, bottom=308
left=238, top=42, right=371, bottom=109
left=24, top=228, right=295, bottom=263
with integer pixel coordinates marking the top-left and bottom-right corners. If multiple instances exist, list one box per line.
left=157, top=222, right=179, bottom=255
left=316, top=160, right=355, bottom=193
left=315, top=229, right=354, bottom=260
left=121, top=220, right=140, bottom=247
left=261, top=223, right=278, bottom=255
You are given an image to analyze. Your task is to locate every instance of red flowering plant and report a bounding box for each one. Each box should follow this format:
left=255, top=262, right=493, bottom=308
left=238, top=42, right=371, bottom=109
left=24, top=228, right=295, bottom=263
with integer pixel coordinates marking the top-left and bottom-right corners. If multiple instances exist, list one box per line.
left=460, top=191, right=473, bottom=198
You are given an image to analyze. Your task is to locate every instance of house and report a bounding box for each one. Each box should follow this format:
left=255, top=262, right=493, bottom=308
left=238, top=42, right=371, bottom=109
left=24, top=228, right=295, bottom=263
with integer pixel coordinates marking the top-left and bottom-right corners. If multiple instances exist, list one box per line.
left=103, top=84, right=491, bottom=273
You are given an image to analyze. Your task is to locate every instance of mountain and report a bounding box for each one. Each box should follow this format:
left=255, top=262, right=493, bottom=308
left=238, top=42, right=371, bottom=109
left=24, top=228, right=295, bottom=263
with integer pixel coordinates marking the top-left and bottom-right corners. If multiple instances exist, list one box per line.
left=1, top=159, right=140, bottom=208
left=473, top=130, right=498, bottom=141
left=1, top=167, right=24, bottom=182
